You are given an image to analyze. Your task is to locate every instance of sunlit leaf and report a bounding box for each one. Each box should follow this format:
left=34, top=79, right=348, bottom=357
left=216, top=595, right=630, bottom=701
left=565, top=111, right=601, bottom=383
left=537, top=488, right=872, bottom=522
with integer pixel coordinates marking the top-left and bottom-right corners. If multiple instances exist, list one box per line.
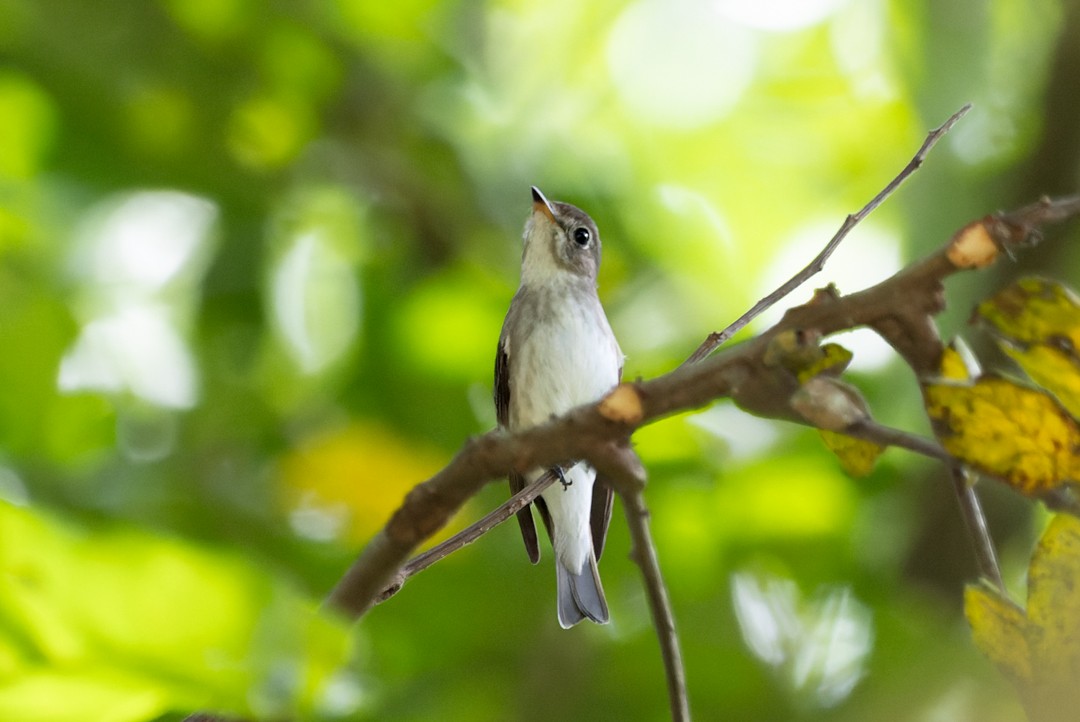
left=965, top=514, right=1080, bottom=722
left=818, top=430, right=883, bottom=478
left=0, top=71, right=57, bottom=181
left=939, top=338, right=981, bottom=382
left=0, top=502, right=356, bottom=721
left=976, top=277, right=1080, bottom=347
left=161, top=0, right=252, bottom=44
left=795, top=343, right=853, bottom=384
left=966, top=583, right=1031, bottom=683
left=227, top=94, right=314, bottom=169
left=976, top=277, right=1080, bottom=418
left=769, top=336, right=882, bottom=476
left=392, top=267, right=507, bottom=381
left=923, top=376, right=1080, bottom=496
left=278, top=421, right=457, bottom=545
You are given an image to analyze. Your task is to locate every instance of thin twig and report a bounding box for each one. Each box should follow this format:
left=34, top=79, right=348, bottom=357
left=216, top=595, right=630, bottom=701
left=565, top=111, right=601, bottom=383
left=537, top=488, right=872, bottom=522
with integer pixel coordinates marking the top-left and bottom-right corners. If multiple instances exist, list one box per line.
left=374, top=471, right=557, bottom=601
left=844, top=421, right=1005, bottom=589
left=844, top=419, right=954, bottom=463
left=949, top=466, right=1007, bottom=593
left=682, top=104, right=972, bottom=366
left=623, top=487, right=690, bottom=722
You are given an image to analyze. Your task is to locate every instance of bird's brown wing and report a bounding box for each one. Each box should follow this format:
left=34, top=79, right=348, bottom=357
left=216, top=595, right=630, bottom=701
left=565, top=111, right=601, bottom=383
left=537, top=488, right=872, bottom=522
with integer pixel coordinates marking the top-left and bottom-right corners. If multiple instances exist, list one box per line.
left=590, top=361, right=622, bottom=560
left=496, top=338, right=541, bottom=563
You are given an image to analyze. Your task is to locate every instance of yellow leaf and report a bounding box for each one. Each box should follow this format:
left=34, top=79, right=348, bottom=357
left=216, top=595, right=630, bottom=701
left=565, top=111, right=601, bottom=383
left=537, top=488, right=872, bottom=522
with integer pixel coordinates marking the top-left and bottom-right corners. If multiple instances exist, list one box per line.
left=965, top=583, right=1032, bottom=684
left=763, top=338, right=869, bottom=473
left=939, top=339, right=980, bottom=382
left=977, top=278, right=1080, bottom=419
left=923, top=376, right=1080, bottom=496
left=818, top=430, right=884, bottom=477
left=1026, top=514, right=1080, bottom=678
left=796, top=342, right=853, bottom=384
left=763, top=332, right=850, bottom=383
left=977, top=277, right=1080, bottom=348
left=1001, top=343, right=1080, bottom=421
left=0, top=502, right=352, bottom=721
left=278, top=422, right=455, bottom=545
left=966, top=515, right=1080, bottom=722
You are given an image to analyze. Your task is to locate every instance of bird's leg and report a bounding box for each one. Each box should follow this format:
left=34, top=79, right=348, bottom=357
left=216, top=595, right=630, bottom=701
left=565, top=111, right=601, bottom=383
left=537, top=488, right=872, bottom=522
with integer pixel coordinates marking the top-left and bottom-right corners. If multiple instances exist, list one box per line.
left=553, top=465, right=572, bottom=490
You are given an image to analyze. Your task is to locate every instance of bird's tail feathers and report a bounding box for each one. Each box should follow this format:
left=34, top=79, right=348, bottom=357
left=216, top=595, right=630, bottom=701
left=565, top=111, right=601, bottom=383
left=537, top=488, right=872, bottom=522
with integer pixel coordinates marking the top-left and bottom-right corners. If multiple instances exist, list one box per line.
left=556, top=551, right=609, bottom=628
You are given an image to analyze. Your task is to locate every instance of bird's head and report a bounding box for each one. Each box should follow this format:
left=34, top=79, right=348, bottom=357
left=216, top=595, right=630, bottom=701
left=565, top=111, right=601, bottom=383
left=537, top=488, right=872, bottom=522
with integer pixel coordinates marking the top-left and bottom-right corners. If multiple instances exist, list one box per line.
left=521, top=186, right=601, bottom=286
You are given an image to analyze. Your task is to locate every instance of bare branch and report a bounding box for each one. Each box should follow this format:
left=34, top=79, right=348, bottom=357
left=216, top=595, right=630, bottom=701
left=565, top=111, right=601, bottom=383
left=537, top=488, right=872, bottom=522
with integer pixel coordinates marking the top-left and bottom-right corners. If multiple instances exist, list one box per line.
left=329, top=197, right=1080, bottom=621
left=843, top=419, right=953, bottom=463
left=373, top=470, right=558, bottom=603
left=683, top=103, right=972, bottom=366
left=623, top=486, right=690, bottom=722
left=325, top=199, right=1080, bottom=623
left=949, top=466, right=1007, bottom=593
left=349, top=106, right=976, bottom=618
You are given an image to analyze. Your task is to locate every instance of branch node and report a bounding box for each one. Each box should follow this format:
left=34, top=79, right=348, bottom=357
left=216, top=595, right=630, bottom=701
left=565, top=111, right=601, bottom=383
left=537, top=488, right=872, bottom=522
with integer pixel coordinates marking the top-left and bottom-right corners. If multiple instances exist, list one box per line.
left=599, top=382, right=646, bottom=425
left=947, top=218, right=1000, bottom=269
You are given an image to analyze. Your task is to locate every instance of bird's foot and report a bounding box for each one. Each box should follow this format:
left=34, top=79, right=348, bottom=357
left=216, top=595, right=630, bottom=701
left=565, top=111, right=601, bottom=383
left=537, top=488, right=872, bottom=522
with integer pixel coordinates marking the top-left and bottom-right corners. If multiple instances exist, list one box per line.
left=554, top=466, right=572, bottom=490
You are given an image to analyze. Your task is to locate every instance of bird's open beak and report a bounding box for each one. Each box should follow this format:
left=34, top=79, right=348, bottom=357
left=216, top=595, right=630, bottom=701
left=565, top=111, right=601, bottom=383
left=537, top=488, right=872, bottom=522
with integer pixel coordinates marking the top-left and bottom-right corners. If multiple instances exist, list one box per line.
left=531, top=186, right=556, bottom=223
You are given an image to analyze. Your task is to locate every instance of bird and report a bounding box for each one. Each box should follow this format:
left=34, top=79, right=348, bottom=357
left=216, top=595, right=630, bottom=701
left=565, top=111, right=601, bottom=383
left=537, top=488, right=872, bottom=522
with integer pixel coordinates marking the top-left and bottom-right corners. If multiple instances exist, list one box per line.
left=494, top=186, right=623, bottom=628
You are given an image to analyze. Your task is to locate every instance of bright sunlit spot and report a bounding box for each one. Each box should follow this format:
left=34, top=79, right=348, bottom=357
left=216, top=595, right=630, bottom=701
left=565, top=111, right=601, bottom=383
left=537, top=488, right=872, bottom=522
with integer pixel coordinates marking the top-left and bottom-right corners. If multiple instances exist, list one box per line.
left=287, top=489, right=350, bottom=542
left=317, top=670, right=367, bottom=718
left=0, top=466, right=29, bottom=506
left=756, top=219, right=903, bottom=371
left=657, top=183, right=736, bottom=251
left=688, top=405, right=781, bottom=461
left=732, top=570, right=873, bottom=708
left=270, top=230, right=361, bottom=375
left=607, top=0, right=757, bottom=129
left=829, top=0, right=895, bottom=100
left=58, top=305, right=199, bottom=408
left=948, top=102, right=1020, bottom=167
left=716, top=0, right=849, bottom=32
left=79, top=191, right=217, bottom=289
left=58, top=191, right=217, bottom=410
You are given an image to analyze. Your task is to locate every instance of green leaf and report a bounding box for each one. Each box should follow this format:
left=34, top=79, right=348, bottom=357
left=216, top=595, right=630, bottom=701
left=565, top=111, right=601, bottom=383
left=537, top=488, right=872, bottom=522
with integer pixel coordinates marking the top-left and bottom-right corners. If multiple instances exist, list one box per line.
left=0, top=502, right=356, bottom=721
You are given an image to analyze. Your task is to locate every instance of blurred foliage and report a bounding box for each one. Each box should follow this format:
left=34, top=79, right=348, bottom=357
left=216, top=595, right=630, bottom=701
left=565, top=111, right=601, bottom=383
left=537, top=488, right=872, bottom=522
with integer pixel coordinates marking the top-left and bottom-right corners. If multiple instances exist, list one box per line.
left=925, top=277, right=1080, bottom=499
left=966, top=514, right=1080, bottom=722
left=1, top=0, right=1078, bottom=720
left=977, top=277, right=1080, bottom=419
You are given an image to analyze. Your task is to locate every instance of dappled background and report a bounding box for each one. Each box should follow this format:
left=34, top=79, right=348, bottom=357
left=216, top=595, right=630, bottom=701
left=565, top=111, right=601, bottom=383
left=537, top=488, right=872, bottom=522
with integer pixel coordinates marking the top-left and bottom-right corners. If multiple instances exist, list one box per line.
left=2, top=0, right=1078, bottom=720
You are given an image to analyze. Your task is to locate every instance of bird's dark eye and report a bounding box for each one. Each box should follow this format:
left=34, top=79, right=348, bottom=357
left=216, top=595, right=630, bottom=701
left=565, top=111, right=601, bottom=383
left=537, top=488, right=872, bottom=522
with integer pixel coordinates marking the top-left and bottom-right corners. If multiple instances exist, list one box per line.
left=573, top=227, right=591, bottom=246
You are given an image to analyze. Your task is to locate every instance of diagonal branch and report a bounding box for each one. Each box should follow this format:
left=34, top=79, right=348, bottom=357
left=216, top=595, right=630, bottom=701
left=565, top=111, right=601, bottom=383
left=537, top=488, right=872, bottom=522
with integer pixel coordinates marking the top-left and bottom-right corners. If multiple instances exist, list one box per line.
left=368, top=470, right=558, bottom=604
left=949, top=466, right=1007, bottom=593
left=624, top=486, right=690, bottom=722
left=682, top=103, right=972, bottom=366
left=325, top=190, right=1080, bottom=621
left=370, top=106, right=979, bottom=607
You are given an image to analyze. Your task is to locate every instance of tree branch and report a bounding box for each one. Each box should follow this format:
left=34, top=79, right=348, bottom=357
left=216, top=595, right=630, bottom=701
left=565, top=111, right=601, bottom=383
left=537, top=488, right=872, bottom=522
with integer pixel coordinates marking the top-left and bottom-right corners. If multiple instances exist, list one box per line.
left=367, top=470, right=558, bottom=604
left=369, top=106, right=982, bottom=608
left=682, top=103, right=972, bottom=366
left=950, top=466, right=1007, bottom=593
left=186, top=111, right=1080, bottom=721
left=624, top=486, right=690, bottom=722
left=325, top=189, right=1080, bottom=621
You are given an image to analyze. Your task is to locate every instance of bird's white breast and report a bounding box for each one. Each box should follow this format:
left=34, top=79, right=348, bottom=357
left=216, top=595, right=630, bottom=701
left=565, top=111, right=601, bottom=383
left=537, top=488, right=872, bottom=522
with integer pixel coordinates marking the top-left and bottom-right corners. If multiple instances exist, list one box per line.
left=508, top=285, right=621, bottom=430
